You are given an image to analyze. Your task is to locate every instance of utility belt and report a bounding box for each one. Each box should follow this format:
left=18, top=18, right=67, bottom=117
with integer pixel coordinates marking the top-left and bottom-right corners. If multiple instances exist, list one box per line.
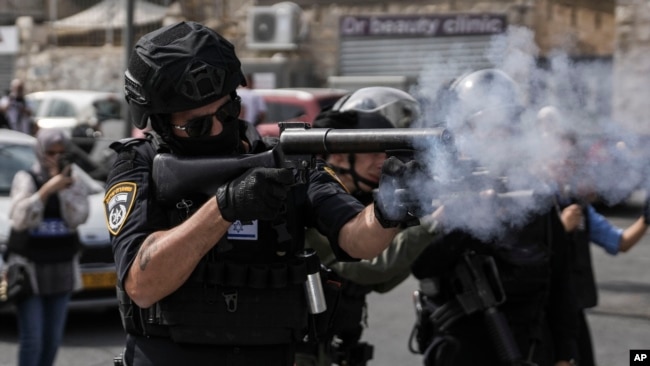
left=117, top=250, right=342, bottom=346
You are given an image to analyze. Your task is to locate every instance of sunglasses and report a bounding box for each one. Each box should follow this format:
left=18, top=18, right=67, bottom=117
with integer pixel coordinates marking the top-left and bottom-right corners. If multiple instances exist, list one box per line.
left=172, top=96, right=241, bottom=138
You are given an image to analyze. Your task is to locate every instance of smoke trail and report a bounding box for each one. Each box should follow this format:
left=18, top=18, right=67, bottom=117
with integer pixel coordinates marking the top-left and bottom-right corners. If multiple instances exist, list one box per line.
left=408, top=25, right=647, bottom=240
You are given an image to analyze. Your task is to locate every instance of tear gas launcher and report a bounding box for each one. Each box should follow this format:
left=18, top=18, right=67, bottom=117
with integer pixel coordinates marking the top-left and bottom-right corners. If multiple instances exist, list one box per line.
left=152, top=122, right=454, bottom=203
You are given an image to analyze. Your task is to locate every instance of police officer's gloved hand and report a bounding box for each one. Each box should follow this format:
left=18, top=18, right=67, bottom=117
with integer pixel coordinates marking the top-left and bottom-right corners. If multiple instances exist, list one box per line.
left=373, top=156, right=420, bottom=228
left=216, top=167, right=294, bottom=222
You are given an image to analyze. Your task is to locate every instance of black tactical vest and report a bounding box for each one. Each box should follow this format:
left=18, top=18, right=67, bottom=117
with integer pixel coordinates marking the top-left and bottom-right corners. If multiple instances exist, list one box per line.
left=115, top=133, right=319, bottom=346
left=7, top=171, right=79, bottom=263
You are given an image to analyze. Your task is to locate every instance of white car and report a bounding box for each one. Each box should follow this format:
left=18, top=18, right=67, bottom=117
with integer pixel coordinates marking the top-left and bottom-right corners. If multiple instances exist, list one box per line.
left=25, top=89, right=128, bottom=145
left=0, top=129, right=117, bottom=310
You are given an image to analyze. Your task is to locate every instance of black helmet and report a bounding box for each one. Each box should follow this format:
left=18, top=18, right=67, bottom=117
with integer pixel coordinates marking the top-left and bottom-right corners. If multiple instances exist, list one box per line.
left=445, top=68, right=523, bottom=131
left=124, top=21, right=245, bottom=130
left=314, top=86, right=420, bottom=130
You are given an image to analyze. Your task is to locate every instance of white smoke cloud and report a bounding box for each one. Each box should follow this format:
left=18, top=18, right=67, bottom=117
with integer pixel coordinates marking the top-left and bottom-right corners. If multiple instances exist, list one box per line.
left=408, top=25, right=647, bottom=241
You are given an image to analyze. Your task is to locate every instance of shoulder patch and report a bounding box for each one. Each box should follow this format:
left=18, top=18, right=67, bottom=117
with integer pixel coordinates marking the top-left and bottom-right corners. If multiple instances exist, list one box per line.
left=104, top=182, right=138, bottom=236
left=323, top=166, right=350, bottom=193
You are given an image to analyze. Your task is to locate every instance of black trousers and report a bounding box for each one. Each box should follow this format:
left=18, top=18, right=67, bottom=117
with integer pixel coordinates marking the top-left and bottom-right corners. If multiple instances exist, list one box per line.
left=577, top=309, right=596, bottom=366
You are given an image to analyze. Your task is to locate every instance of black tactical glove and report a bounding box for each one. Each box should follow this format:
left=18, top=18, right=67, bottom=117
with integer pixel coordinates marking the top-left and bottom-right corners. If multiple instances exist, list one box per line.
left=373, top=156, right=421, bottom=228
left=643, top=197, right=650, bottom=225
left=216, top=167, right=294, bottom=222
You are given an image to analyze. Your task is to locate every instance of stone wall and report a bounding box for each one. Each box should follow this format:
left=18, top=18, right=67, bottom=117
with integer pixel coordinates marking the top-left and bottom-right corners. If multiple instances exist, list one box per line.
left=17, top=46, right=124, bottom=94
left=533, top=0, right=615, bottom=56
left=614, top=0, right=650, bottom=134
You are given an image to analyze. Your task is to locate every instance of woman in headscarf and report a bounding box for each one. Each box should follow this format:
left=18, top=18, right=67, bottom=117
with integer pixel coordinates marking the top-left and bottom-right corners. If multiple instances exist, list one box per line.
left=6, top=128, right=90, bottom=366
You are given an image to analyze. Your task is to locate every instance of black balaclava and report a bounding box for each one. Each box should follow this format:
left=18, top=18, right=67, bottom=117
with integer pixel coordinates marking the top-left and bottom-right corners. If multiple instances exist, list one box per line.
left=169, top=115, right=243, bottom=156
left=150, top=92, right=248, bottom=156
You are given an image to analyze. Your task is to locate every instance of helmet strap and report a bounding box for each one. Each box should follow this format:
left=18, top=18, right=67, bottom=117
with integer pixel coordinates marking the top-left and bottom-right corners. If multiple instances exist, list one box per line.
left=332, top=154, right=379, bottom=193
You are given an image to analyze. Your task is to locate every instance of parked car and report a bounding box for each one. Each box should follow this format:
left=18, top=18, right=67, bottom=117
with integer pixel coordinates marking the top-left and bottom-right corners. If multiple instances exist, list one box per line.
left=254, top=88, right=349, bottom=137
left=25, top=89, right=128, bottom=151
left=0, top=129, right=116, bottom=311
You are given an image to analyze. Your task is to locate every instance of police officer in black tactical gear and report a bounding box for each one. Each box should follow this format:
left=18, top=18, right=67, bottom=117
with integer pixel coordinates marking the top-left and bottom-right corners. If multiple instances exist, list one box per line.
left=104, top=21, right=412, bottom=366
left=408, top=69, right=579, bottom=366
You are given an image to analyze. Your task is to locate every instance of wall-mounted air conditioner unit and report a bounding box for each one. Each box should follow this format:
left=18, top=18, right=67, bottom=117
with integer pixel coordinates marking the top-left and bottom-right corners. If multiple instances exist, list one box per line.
left=247, top=2, right=302, bottom=51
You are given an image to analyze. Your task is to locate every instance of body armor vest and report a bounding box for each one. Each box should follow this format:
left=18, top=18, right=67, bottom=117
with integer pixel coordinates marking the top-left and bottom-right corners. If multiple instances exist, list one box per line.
left=114, top=133, right=330, bottom=346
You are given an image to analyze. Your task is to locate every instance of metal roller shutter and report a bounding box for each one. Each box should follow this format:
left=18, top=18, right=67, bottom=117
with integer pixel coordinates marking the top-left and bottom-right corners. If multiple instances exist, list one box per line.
left=338, top=14, right=508, bottom=90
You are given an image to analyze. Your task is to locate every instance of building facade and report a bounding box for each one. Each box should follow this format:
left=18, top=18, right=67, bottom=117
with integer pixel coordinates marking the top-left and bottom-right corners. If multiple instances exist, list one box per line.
left=2, top=0, right=648, bottom=131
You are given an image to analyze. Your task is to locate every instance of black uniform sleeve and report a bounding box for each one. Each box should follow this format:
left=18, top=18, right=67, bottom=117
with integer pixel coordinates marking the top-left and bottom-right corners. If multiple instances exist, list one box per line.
left=104, top=140, right=169, bottom=288
left=305, top=160, right=365, bottom=261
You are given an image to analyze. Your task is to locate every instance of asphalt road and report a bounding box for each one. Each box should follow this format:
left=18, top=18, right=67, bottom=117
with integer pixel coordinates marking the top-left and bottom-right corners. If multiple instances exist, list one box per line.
left=1, top=196, right=649, bottom=366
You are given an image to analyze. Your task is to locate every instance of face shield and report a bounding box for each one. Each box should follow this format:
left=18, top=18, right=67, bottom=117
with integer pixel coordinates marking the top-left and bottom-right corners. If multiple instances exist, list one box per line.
left=332, top=87, right=421, bottom=128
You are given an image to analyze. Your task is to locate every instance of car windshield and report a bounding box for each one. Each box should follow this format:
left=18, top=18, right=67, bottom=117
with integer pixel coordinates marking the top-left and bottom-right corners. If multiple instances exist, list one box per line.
left=28, top=99, right=42, bottom=115
left=93, top=99, right=122, bottom=122
left=0, top=144, right=36, bottom=195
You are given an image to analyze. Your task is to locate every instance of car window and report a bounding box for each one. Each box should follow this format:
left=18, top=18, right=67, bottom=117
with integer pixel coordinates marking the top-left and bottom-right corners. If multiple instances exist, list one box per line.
left=93, top=99, right=122, bottom=122
left=0, top=144, right=35, bottom=195
left=28, top=99, right=42, bottom=114
left=265, top=102, right=307, bottom=123
left=47, top=99, right=77, bottom=117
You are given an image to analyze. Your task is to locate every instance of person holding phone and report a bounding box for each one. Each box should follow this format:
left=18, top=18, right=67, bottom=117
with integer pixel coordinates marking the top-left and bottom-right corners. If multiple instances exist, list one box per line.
left=6, top=128, right=90, bottom=366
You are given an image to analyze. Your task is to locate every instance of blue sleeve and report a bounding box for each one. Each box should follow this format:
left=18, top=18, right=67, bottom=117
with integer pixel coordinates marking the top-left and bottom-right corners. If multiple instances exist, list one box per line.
left=587, top=205, right=623, bottom=255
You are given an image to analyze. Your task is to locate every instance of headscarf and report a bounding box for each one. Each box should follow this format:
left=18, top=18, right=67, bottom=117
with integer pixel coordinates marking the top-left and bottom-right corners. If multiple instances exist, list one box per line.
left=33, top=128, right=70, bottom=180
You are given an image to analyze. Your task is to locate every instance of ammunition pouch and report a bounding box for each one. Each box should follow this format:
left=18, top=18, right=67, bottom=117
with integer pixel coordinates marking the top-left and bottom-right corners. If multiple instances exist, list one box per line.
left=117, top=258, right=342, bottom=346
left=161, top=285, right=307, bottom=345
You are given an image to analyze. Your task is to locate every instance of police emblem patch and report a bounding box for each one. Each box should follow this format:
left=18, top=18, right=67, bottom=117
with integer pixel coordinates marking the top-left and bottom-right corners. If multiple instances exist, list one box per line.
left=104, top=182, right=137, bottom=236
